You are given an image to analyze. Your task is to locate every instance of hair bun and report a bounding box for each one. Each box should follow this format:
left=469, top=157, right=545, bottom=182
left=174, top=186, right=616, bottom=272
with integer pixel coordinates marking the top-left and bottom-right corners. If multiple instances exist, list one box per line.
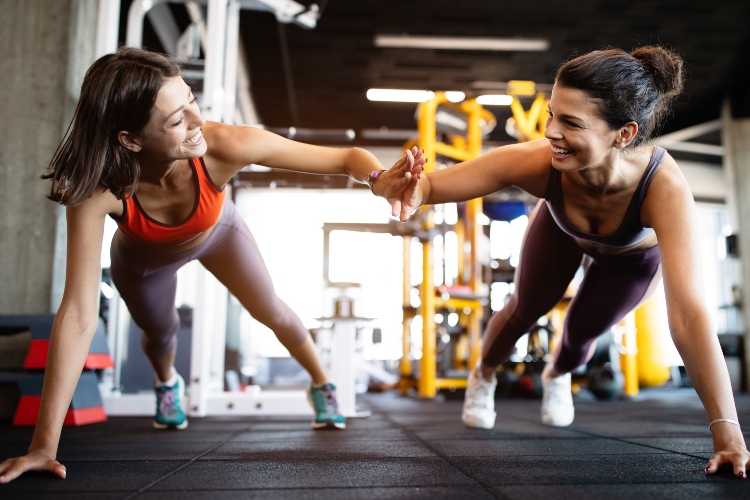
left=631, top=46, right=684, bottom=96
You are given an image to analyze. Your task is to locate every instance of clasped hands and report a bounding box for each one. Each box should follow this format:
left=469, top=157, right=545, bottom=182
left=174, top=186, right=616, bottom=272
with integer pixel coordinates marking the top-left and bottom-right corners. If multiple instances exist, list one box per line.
left=372, top=146, right=426, bottom=222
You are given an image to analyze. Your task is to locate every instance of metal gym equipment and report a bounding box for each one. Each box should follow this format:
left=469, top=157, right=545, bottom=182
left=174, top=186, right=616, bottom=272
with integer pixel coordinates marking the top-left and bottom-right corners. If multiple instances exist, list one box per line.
left=398, top=93, right=496, bottom=398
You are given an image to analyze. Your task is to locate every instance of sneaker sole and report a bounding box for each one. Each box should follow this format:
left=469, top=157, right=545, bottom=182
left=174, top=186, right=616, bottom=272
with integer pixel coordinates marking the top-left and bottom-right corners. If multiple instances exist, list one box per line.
left=153, top=420, right=188, bottom=430
left=541, top=411, right=574, bottom=427
left=462, top=413, right=496, bottom=429
left=312, top=420, right=346, bottom=430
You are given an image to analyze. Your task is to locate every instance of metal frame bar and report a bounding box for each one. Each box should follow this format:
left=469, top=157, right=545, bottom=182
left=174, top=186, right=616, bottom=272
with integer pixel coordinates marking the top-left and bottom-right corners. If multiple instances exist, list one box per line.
left=404, top=93, right=490, bottom=397
left=95, top=0, right=121, bottom=58
left=649, top=119, right=724, bottom=156
left=201, top=0, right=228, bottom=122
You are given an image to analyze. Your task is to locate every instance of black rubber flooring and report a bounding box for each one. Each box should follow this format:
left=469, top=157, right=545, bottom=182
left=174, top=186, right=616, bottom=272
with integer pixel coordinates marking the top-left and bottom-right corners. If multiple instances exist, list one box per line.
left=1, top=387, right=750, bottom=499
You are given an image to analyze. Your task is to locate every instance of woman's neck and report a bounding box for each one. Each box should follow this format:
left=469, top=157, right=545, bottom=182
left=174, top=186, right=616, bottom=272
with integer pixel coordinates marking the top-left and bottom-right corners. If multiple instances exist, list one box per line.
left=138, top=155, right=185, bottom=186
left=569, top=149, right=642, bottom=199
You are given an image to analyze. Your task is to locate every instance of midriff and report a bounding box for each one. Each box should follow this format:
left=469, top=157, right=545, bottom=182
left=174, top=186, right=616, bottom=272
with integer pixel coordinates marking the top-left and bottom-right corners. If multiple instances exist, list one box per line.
left=115, top=205, right=224, bottom=255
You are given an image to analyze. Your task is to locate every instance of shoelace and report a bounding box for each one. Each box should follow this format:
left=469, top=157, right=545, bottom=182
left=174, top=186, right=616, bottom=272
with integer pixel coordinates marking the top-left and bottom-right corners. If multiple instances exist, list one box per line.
left=467, top=376, right=491, bottom=409
left=543, top=379, right=567, bottom=407
left=319, top=389, right=338, bottom=414
left=159, top=388, right=178, bottom=417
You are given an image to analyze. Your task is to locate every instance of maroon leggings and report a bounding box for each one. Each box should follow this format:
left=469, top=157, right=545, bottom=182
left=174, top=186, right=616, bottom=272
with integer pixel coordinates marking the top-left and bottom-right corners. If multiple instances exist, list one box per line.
left=483, top=201, right=662, bottom=373
left=110, top=196, right=309, bottom=359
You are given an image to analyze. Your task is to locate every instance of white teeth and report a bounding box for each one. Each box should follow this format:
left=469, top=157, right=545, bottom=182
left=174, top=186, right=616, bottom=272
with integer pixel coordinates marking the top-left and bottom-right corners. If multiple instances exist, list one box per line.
left=185, top=131, right=201, bottom=144
left=552, top=146, right=572, bottom=155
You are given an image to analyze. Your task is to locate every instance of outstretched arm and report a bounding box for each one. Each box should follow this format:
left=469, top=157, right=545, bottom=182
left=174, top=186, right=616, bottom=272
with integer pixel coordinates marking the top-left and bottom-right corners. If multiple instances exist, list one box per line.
left=645, top=158, right=749, bottom=478
left=373, top=138, right=553, bottom=221
left=200, top=121, right=425, bottom=192
left=0, top=191, right=115, bottom=483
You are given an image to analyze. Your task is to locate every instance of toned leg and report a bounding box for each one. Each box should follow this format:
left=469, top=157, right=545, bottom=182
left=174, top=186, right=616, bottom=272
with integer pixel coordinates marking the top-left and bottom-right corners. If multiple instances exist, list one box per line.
left=552, top=245, right=662, bottom=374
left=110, top=235, right=190, bottom=429
left=110, top=235, right=185, bottom=381
left=463, top=203, right=584, bottom=428
left=480, top=202, right=584, bottom=376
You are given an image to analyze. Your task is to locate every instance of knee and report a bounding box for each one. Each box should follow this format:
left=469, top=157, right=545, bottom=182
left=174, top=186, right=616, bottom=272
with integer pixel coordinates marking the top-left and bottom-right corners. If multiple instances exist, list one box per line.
left=139, top=313, right=180, bottom=358
left=254, top=298, right=294, bottom=330
left=141, top=331, right=177, bottom=359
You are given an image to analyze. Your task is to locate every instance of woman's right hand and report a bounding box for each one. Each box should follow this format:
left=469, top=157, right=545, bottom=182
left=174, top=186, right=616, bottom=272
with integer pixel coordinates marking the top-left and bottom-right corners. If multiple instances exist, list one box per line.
left=373, top=146, right=426, bottom=221
left=396, top=147, right=424, bottom=222
left=0, top=449, right=66, bottom=483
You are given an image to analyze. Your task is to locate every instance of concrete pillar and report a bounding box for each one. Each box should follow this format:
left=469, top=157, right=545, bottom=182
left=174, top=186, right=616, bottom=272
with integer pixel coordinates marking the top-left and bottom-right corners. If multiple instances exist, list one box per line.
left=0, top=0, right=98, bottom=314
left=722, top=101, right=750, bottom=390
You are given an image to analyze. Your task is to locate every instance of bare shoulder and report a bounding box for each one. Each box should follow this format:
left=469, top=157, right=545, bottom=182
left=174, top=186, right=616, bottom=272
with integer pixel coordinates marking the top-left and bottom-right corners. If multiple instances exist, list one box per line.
left=69, top=187, right=121, bottom=218
left=63, top=187, right=120, bottom=249
left=201, top=120, right=235, bottom=148
left=202, top=121, right=263, bottom=166
left=641, top=151, right=693, bottom=229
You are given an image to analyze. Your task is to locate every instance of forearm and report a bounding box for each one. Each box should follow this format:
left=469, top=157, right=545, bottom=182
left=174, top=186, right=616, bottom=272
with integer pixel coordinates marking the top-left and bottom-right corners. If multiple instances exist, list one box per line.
left=29, top=312, right=98, bottom=456
left=423, top=167, right=500, bottom=206
left=673, top=324, right=746, bottom=449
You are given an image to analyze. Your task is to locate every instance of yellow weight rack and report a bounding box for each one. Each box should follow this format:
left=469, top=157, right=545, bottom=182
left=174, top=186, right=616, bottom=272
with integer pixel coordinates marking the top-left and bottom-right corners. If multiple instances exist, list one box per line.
left=399, top=93, right=495, bottom=397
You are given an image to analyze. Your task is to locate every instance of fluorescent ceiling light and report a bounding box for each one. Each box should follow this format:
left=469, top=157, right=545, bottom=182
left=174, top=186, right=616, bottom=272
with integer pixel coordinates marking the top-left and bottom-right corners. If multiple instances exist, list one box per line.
left=476, top=94, right=513, bottom=106
left=367, top=89, right=435, bottom=102
left=444, top=91, right=465, bottom=103
left=367, top=89, right=465, bottom=103
left=361, top=128, right=417, bottom=140
left=375, top=34, right=549, bottom=52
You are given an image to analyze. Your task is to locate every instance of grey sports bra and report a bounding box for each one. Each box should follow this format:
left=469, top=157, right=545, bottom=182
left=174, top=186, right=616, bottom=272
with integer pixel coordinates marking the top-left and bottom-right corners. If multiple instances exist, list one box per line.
left=544, top=146, right=667, bottom=248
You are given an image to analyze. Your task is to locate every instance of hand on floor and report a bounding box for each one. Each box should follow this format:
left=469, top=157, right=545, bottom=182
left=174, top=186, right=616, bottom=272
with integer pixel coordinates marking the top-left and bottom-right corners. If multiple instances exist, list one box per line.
left=0, top=449, right=66, bottom=483
left=705, top=445, right=750, bottom=478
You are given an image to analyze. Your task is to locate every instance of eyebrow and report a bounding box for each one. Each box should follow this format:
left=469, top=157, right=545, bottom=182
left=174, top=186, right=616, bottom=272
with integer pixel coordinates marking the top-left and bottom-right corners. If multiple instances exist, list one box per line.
left=559, top=113, right=584, bottom=123
left=548, top=106, right=584, bottom=124
left=165, top=86, right=193, bottom=121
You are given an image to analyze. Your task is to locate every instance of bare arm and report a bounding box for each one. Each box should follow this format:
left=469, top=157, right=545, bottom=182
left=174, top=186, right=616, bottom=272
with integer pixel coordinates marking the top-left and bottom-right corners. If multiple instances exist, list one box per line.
left=201, top=121, right=426, bottom=217
left=201, top=121, right=413, bottom=183
left=644, top=157, right=749, bottom=477
left=0, top=190, right=116, bottom=483
left=380, top=138, right=552, bottom=221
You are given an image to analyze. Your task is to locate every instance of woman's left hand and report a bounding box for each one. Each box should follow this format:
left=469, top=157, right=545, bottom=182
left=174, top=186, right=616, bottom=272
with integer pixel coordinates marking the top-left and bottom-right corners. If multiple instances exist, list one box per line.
left=706, top=444, right=750, bottom=478
left=373, top=146, right=426, bottom=218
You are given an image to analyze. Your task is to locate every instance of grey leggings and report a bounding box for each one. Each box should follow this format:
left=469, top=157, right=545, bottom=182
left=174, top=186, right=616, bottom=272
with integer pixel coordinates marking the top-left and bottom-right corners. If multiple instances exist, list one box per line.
left=482, top=201, right=662, bottom=373
left=110, top=196, right=309, bottom=359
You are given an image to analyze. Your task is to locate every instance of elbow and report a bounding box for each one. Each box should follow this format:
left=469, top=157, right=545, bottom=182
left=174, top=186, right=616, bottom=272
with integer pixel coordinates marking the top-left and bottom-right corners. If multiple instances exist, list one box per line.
left=54, top=303, right=99, bottom=338
left=668, top=313, right=714, bottom=354
left=670, top=329, right=690, bottom=354
left=337, top=148, right=357, bottom=177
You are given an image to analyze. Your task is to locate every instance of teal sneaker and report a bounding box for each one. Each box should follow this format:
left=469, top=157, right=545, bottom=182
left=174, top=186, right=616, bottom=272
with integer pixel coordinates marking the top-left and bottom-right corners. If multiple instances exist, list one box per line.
left=153, top=373, right=188, bottom=430
left=308, top=383, right=346, bottom=430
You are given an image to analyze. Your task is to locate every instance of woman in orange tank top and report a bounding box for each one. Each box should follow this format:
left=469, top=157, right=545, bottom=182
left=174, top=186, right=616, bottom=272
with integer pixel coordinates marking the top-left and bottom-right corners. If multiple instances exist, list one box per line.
left=0, top=47, right=425, bottom=483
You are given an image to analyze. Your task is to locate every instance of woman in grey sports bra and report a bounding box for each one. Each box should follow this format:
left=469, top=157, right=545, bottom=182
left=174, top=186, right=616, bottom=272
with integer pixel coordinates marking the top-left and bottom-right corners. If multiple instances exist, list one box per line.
left=377, top=45, right=749, bottom=477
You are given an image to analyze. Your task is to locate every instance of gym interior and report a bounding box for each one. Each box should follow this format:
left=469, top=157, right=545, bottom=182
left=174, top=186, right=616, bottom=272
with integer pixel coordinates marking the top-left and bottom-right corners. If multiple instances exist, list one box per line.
left=1, top=0, right=750, bottom=498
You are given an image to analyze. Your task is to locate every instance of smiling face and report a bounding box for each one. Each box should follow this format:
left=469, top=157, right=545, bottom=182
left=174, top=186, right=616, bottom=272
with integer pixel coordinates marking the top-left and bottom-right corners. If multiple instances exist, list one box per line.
left=544, top=84, right=633, bottom=172
left=119, top=76, right=207, bottom=162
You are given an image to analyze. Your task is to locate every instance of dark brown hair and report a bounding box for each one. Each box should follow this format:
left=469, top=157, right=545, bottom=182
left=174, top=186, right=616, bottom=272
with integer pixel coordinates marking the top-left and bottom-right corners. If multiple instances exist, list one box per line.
left=43, top=46, right=181, bottom=205
left=555, top=46, right=684, bottom=147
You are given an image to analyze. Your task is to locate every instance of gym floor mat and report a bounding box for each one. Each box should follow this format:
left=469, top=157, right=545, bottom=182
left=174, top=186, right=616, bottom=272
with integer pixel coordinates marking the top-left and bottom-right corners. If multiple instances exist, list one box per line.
left=0, top=387, right=748, bottom=499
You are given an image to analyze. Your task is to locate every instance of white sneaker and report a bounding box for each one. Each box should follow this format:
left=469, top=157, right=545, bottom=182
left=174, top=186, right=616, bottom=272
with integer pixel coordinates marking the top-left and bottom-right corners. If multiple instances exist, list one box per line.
left=462, top=366, right=497, bottom=429
left=540, top=372, right=574, bottom=427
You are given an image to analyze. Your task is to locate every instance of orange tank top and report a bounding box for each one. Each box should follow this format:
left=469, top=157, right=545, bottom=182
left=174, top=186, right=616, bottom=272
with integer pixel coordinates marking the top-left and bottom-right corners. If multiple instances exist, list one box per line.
left=113, top=157, right=225, bottom=245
